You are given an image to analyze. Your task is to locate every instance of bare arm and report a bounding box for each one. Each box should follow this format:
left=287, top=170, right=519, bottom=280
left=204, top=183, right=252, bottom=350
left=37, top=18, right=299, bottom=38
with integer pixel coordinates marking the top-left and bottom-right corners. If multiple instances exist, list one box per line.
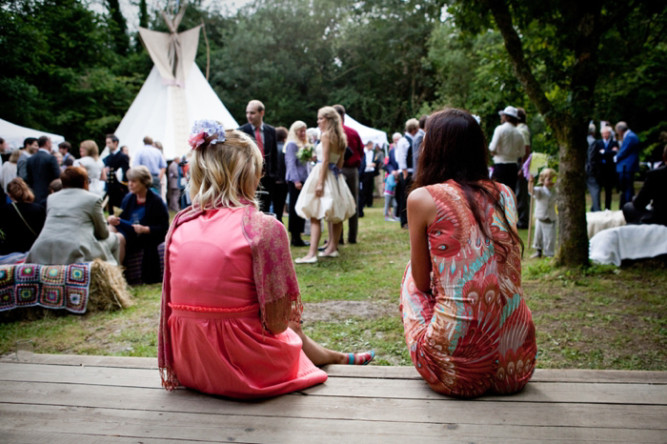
left=407, top=187, right=437, bottom=293
left=316, top=133, right=331, bottom=197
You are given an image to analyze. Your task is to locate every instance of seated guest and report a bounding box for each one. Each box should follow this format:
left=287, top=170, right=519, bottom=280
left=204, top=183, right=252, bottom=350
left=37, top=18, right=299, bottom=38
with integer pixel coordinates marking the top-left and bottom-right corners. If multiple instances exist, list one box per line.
left=401, top=108, right=536, bottom=398
left=622, top=145, right=667, bottom=226
left=26, top=167, right=120, bottom=264
left=108, top=166, right=169, bottom=283
left=0, top=178, right=46, bottom=255
left=48, top=178, right=63, bottom=194
left=159, top=121, right=373, bottom=399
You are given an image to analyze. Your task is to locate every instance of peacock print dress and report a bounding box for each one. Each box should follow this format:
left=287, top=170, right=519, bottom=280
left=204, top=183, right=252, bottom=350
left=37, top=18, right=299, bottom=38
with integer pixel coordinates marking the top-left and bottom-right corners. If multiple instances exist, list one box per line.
left=400, top=180, right=536, bottom=398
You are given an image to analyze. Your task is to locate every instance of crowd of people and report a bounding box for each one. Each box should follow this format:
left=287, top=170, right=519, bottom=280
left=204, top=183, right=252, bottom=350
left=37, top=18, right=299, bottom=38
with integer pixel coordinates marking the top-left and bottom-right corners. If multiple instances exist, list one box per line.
left=1, top=100, right=664, bottom=401
left=0, top=133, right=171, bottom=283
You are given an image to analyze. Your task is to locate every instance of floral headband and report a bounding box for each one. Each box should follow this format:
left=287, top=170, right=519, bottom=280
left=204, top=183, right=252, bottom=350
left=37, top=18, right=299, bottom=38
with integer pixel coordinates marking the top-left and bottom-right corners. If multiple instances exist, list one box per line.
left=188, top=120, right=226, bottom=150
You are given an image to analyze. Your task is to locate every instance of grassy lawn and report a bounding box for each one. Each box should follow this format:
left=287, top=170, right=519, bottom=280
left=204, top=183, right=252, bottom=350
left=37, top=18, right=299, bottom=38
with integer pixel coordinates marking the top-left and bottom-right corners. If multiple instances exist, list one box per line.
left=1, top=199, right=665, bottom=370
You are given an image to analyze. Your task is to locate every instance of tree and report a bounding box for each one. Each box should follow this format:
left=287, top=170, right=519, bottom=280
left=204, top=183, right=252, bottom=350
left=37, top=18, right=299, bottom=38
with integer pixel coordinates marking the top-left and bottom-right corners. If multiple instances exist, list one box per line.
left=446, top=0, right=667, bottom=266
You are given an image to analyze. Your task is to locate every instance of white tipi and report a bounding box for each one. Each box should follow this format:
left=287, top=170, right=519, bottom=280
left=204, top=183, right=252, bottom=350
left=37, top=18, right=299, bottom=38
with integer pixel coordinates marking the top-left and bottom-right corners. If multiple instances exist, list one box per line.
left=114, top=4, right=237, bottom=161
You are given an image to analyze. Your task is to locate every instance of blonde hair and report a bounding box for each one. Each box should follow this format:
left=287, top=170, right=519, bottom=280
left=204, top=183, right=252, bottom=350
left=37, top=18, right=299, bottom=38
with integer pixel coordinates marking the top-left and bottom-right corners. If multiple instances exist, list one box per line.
left=286, top=121, right=307, bottom=149
left=79, top=140, right=99, bottom=159
left=538, top=167, right=556, bottom=186
left=318, top=106, right=347, bottom=155
left=189, top=130, right=263, bottom=210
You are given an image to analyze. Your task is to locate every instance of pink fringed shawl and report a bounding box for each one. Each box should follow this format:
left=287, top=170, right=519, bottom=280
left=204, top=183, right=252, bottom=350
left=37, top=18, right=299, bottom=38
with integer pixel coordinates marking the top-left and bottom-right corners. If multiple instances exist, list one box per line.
left=158, top=205, right=302, bottom=390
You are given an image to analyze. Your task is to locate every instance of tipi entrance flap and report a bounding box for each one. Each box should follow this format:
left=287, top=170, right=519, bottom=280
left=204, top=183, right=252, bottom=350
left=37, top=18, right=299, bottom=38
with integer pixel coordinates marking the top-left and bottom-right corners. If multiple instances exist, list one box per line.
left=138, top=25, right=201, bottom=85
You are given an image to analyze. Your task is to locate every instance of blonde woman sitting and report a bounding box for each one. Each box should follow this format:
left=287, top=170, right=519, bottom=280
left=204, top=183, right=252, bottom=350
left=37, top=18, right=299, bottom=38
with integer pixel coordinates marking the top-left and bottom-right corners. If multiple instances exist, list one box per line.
left=159, top=121, right=373, bottom=399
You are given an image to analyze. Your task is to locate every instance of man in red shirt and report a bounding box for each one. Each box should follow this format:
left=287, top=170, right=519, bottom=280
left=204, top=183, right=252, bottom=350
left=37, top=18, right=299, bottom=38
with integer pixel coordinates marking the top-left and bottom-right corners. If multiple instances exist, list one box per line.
left=334, top=104, right=364, bottom=244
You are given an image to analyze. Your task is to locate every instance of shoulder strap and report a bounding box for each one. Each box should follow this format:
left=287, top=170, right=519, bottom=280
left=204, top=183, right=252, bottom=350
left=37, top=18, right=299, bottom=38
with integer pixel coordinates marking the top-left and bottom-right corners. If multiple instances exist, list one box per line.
left=12, top=202, right=37, bottom=237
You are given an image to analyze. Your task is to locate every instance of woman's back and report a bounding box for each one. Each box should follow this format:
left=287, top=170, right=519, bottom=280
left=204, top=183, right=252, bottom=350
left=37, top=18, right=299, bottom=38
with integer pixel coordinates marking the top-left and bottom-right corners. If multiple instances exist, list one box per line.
left=0, top=201, right=45, bottom=254
left=168, top=207, right=255, bottom=309
left=164, top=206, right=328, bottom=398
left=26, top=188, right=116, bottom=264
left=401, top=180, right=536, bottom=398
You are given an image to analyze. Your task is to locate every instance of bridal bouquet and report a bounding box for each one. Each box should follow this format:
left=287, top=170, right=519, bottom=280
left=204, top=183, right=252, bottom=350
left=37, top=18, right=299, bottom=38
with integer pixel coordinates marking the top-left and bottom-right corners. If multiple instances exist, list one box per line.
left=297, top=145, right=315, bottom=163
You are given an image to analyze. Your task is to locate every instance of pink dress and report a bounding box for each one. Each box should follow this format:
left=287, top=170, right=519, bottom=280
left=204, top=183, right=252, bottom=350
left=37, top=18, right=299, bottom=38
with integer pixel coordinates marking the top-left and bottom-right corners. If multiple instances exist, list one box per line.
left=159, top=205, right=327, bottom=398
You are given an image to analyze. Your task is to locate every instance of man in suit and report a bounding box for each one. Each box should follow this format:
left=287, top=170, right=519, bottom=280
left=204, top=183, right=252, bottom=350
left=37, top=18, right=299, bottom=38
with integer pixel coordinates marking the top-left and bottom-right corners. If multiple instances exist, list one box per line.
left=589, top=126, right=619, bottom=211
left=239, top=99, right=278, bottom=215
left=614, top=121, right=641, bottom=207
left=24, top=136, right=60, bottom=206
left=395, top=119, right=419, bottom=229
left=58, top=141, right=75, bottom=168
left=16, top=137, right=39, bottom=180
left=622, top=145, right=667, bottom=226
left=103, top=133, right=130, bottom=214
left=333, top=104, right=363, bottom=243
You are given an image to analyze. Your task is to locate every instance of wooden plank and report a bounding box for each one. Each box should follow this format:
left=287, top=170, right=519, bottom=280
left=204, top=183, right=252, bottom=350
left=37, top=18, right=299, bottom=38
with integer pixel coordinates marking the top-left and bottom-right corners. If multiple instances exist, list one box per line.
left=3, top=354, right=666, bottom=384
left=1, top=404, right=666, bottom=443
left=1, top=362, right=665, bottom=405
left=0, top=353, right=158, bottom=369
left=0, top=431, right=196, bottom=444
left=1, top=381, right=665, bottom=430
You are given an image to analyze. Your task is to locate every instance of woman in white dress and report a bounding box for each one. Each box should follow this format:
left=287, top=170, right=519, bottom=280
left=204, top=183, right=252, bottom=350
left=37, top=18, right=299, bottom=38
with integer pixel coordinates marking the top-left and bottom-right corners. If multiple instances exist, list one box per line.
left=294, top=106, right=356, bottom=263
left=74, top=140, right=106, bottom=197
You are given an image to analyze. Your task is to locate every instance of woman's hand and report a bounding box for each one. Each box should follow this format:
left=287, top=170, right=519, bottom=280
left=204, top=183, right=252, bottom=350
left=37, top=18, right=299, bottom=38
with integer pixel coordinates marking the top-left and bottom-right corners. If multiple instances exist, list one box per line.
left=108, top=215, right=120, bottom=226
left=133, top=224, right=150, bottom=235
left=315, top=182, right=324, bottom=197
left=295, top=181, right=303, bottom=191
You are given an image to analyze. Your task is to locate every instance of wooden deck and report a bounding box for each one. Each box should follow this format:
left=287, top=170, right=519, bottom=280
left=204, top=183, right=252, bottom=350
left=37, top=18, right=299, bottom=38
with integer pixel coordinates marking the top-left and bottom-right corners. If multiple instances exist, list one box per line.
left=0, top=354, right=665, bottom=443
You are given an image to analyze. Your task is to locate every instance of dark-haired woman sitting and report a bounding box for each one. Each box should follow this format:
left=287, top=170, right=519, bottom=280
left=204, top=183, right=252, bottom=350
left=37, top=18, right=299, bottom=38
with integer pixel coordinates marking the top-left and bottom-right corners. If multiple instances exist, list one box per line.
left=26, top=167, right=121, bottom=264
left=0, top=178, right=46, bottom=255
left=108, top=166, right=169, bottom=284
left=400, top=108, right=536, bottom=398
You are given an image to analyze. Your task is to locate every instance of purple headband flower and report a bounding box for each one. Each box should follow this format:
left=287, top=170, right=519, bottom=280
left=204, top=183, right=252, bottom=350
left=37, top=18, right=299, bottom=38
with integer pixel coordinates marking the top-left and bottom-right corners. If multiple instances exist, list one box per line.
left=188, top=120, right=226, bottom=150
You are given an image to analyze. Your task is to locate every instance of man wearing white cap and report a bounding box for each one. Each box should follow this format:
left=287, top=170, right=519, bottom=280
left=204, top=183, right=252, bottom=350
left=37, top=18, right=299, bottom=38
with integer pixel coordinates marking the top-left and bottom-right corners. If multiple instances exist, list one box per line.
left=489, top=105, right=525, bottom=191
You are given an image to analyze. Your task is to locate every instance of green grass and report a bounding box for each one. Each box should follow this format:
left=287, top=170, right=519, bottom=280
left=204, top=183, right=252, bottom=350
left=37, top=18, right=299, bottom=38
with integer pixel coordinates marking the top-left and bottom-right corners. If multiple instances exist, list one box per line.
left=1, top=198, right=665, bottom=370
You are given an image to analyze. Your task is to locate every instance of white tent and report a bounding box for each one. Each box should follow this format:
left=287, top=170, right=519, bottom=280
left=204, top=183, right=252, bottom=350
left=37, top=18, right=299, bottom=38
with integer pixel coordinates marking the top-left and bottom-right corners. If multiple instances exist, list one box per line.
left=114, top=10, right=237, bottom=161
left=0, top=118, right=65, bottom=151
left=344, top=114, right=388, bottom=148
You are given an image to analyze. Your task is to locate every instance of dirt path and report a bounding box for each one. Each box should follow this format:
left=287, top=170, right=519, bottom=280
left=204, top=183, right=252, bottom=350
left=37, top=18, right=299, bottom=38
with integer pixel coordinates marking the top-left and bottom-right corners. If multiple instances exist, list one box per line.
left=303, top=300, right=399, bottom=322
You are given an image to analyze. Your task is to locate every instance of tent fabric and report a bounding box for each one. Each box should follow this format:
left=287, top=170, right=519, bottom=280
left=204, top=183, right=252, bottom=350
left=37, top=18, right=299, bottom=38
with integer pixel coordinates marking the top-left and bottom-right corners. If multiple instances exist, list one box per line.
left=113, top=24, right=238, bottom=161
left=139, top=26, right=200, bottom=86
left=344, top=115, right=388, bottom=148
left=0, top=118, right=65, bottom=151
left=114, top=64, right=238, bottom=161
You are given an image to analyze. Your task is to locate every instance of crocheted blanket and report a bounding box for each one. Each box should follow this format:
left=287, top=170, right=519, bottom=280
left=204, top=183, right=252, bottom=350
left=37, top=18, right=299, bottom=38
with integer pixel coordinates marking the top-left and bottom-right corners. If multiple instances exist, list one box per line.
left=0, top=263, right=92, bottom=314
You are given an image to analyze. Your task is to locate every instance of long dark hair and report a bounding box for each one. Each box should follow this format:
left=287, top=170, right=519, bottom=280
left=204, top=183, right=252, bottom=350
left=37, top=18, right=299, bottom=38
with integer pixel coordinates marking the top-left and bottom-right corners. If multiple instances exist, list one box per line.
left=412, top=108, right=522, bottom=259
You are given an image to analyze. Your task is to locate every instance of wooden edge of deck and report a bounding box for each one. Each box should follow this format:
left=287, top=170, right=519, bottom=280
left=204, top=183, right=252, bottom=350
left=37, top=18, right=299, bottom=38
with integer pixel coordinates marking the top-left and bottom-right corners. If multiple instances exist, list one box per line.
left=2, top=353, right=666, bottom=384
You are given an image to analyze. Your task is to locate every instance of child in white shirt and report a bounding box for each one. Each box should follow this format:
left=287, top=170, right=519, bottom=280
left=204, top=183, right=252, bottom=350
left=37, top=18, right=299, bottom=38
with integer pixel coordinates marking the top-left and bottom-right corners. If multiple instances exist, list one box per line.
left=529, top=168, right=557, bottom=258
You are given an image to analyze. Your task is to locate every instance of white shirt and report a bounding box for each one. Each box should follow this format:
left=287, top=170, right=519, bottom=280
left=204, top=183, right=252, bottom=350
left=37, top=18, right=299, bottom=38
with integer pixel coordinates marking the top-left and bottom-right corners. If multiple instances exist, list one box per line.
left=395, top=134, right=413, bottom=172
left=364, top=148, right=375, bottom=172
left=531, top=185, right=558, bottom=221
left=489, top=122, right=525, bottom=164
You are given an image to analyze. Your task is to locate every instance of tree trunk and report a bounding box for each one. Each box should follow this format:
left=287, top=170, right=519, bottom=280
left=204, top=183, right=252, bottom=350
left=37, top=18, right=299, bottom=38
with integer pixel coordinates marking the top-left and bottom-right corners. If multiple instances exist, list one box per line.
left=556, top=122, right=590, bottom=266
left=482, top=0, right=603, bottom=266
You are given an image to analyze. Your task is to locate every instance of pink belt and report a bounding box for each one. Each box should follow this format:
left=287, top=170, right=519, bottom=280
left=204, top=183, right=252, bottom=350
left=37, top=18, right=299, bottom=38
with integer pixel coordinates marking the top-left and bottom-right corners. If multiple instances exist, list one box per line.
left=169, top=302, right=260, bottom=319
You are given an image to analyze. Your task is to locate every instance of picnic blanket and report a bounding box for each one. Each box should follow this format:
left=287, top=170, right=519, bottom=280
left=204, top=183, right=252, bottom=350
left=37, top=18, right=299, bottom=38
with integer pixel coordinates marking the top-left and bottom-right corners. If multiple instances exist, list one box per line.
left=586, top=210, right=626, bottom=238
left=589, top=224, right=667, bottom=266
left=0, top=263, right=92, bottom=314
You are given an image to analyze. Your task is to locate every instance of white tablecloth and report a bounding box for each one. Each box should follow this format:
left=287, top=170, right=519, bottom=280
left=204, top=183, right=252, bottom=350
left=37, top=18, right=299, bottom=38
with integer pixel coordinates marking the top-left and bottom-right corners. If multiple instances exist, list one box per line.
left=589, top=224, right=667, bottom=266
